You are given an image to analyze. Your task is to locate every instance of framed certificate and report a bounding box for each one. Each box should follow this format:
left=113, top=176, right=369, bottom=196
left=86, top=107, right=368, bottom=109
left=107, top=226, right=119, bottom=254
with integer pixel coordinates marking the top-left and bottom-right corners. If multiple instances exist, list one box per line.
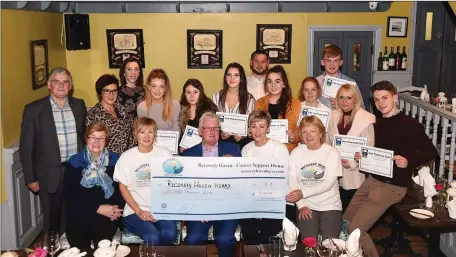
left=31, top=39, right=49, bottom=90
left=217, top=112, right=248, bottom=137
left=322, top=76, right=357, bottom=98
left=256, top=24, right=292, bottom=64
left=155, top=131, right=180, bottom=155
left=333, top=135, right=367, bottom=160
left=359, top=146, right=394, bottom=178
left=187, top=30, right=223, bottom=69
left=267, top=119, right=288, bottom=143
left=179, top=125, right=202, bottom=149
left=106, top=29, right=145, bottom=68
left=297, top=106, right=330, bottom=129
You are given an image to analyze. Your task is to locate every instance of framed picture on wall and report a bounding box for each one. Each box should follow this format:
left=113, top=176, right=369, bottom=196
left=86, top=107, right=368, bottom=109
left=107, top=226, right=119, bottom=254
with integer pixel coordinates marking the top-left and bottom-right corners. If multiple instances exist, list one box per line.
left=256, top=24, right=292, bottom=64
left=30, top=39, right=49, bottom=90
left=106, top=29, right=145, bottom=68
left=187, top=30, right=223, bottom=69
left=386, top=17, right=408, bottom=37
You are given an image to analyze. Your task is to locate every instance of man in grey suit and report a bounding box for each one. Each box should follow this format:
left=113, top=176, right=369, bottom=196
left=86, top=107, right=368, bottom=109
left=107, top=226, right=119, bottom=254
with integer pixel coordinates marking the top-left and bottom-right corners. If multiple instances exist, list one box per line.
left=20, top=67, right=87, bottom=233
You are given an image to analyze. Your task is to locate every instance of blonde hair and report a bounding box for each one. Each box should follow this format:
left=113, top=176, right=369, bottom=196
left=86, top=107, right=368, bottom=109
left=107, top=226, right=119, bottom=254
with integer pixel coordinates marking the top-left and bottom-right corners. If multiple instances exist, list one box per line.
left=248, top=110, right=271, bottom=127
left=298, top=116, right=326, bottom=144
left=334, top=84, right=362, bottom=125
left=145, top=69, right=174, bottom=123
left=132, top=117, right=158, bottom=142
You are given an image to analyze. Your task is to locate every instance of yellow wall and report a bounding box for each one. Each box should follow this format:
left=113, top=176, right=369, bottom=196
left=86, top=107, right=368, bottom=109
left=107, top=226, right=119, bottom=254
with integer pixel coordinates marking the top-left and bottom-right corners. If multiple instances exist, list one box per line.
left=67, top=2, right=412, bottom=107
left=1, top=9, right=67, bottom=202
left=450, top=2, right=456, bottom=13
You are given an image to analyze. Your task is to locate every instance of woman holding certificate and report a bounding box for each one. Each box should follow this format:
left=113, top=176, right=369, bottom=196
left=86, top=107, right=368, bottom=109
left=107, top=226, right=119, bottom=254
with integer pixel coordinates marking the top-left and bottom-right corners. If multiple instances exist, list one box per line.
left=255, top=65, right=300, bottom=152
left=137, top=69, right=180, bottom=131
left=286, top=116, right=343, bottom=238
left=298, top=77, right=331, bottom=112
left=212, top=62, right=255, bottom=149
left=178, top=79, right=218, bottom=153
left=326, top=84, right=375, bottom=212
left=113, top=117, right=177, bottom=245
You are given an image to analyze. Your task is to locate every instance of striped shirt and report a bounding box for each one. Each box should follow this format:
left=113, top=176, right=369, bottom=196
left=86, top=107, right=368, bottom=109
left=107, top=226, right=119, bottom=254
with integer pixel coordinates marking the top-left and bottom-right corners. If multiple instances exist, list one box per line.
left=50, top=96, right=78, bottom=162
left=212, top=91, right=255, bottom=115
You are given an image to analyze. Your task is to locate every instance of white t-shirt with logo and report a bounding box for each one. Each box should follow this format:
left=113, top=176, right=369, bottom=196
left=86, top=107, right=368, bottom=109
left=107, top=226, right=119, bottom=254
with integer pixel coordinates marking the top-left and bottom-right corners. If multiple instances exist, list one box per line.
left=288, top=143, right=342, bottom=211
left=113, top=145, right=172, bottom=217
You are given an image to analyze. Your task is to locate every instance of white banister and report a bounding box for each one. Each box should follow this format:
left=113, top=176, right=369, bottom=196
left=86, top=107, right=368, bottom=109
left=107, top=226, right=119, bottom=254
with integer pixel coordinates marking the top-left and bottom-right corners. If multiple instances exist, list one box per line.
left=398, top=93, right=456, bottom=182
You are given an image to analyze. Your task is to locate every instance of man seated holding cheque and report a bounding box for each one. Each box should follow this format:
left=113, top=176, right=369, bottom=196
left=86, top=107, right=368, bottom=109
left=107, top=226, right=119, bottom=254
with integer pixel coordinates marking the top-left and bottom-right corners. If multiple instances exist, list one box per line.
left=183, top=112, right=241, bottom=257
left=113, top=117, right=177, bottom=245
left=286, top=116, right=343, bottom=239
left=240, top=110, right=290, bottom=245
left=344, top=81, right=437, bottom=257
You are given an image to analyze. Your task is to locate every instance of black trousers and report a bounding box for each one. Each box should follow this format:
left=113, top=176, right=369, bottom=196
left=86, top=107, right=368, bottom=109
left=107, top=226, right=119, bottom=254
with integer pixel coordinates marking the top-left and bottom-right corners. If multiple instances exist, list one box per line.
left=339, top=187, right=357, bottom=213
left=40, top=180, right=65, bottom=233
left=66, top=214, right=120, bottom=257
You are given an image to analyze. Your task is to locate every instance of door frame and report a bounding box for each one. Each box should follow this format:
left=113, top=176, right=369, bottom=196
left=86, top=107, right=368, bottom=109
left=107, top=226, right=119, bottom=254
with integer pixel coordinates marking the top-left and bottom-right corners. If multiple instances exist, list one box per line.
left=307, top=25, right=381, bottom=78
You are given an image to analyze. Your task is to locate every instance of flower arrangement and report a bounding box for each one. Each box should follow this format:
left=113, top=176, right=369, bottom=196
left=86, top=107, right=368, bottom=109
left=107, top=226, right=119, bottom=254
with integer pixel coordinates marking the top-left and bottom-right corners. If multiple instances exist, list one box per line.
left=25, top=248, right=47, bottom=257
left=302, top=237, right=317, bottom=256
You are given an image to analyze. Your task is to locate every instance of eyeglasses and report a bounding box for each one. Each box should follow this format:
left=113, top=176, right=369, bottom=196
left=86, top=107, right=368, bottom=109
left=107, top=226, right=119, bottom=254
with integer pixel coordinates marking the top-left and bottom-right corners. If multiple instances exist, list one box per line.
left=102, top=89, right=118, bottom=95
left=201, top=127, right=221, bottom=132
left=338, top=96, right=353, bottom=101
left=88, top=136, right=106, bottom=142
left=51, top=80, right=71, bottom=87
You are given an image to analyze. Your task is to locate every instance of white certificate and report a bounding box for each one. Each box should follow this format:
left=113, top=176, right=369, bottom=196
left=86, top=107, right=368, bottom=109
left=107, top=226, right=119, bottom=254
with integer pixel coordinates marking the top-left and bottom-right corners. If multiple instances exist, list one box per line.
left=179, top=125, right=202, bottom=149
left=216, top=112, right=248, bottom=136
left=150, top=157, right=287, bottom=220
left=359, top=146, right=394, bottom=178
left=267, top=119, right=288, bottom=143
left=322, top=76, right=357, bottom=98
left=333, top=135, right=367, bottom=160
left=297, top=106, right=330, bottom=129
left=155, top=130, right=179, bottom=155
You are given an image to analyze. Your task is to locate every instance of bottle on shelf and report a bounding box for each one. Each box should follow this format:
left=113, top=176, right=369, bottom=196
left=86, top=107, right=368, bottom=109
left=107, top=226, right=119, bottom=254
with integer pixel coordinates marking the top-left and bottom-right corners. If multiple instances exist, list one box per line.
left=383, top=47, right=389, bottom=71
left=395, top=46, right=401, bottom=70
left=401, top=46, right=407, bottom=70
left=388, top=46, right=395, bottom=70
left=377, top=52, right=383, bottom=71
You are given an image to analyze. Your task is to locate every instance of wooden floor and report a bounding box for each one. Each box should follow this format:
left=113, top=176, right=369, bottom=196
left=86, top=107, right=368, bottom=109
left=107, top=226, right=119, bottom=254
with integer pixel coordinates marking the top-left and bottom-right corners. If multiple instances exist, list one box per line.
left=31, top=219, right=431, bottom=257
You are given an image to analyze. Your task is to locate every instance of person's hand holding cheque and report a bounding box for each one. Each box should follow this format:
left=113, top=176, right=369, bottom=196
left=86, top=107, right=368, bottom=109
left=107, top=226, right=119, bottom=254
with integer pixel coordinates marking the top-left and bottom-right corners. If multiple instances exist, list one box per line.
left=286, top=190, right=303, bottom=203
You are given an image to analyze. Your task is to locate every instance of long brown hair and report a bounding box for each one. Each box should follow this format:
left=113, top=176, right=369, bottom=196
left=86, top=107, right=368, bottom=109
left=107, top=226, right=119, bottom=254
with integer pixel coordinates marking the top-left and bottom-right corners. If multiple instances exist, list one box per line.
left=145, top=69, right=174, bottom=122
left=119, top=57, right=144, bottom=87
left=264, top=65, right=293, bottom=118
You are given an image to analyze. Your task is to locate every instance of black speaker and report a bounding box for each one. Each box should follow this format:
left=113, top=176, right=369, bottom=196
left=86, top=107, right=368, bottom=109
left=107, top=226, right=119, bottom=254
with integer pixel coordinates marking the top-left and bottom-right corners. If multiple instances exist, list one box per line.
left=64, top=14, right=91, bottom=50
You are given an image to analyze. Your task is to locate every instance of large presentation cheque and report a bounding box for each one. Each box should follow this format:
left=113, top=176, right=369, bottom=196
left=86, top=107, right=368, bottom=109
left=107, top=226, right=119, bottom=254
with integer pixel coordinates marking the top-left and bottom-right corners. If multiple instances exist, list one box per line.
left=359, top=146, right=394, bottom=178
left=150, top=157, right=287, bottom=220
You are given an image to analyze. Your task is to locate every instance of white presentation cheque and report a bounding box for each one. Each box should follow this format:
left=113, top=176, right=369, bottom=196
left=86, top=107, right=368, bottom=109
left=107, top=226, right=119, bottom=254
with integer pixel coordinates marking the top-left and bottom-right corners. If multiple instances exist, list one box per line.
left=217, top=112, right=248, bottom=137
left=333, top=135, right=367, bottom=160
left=359, top=146, right=394, bottom=178
left=155, top=130, right=180, bottom=155
left=267, top=119, right=288, bottom=143
left=297, top=106, right=330, bottom=129
left=322, top=76, right=357, bottom=98
left=179, top=125, right=202, bottom=149
left=150, top=157, right=287, bottom=220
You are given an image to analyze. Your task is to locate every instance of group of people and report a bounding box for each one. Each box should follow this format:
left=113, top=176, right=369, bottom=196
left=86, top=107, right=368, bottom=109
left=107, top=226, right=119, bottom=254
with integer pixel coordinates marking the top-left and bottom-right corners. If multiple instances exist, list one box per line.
left=19, top=44, right=437, bottom=257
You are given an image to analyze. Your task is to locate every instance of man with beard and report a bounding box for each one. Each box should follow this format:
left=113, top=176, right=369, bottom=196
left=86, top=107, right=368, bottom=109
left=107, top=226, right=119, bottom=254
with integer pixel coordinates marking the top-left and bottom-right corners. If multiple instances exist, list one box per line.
left=247, top=50, right=269, bottom=100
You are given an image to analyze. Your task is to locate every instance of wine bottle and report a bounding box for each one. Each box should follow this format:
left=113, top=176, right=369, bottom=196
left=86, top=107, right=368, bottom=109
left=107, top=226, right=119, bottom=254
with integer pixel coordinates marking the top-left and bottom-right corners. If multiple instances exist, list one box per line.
left=377, top=52, right=383, bottom=71
left=401, top=46, right=407, bottom=70
left=395, top=46, right=401, bottom=70
left=383, top=47, right=389, bottom=70
left=388, top=46, right=395, bottom=70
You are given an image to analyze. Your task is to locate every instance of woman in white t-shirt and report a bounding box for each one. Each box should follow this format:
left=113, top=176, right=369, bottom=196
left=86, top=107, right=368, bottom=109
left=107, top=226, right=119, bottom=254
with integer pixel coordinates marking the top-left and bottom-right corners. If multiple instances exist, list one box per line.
left=241, top=110, right=290, bottom=245
left=113, top=117, right=177, bottom=245
left=298, top=77, right=331, bottom=112
left=286, top=116, right=343, bottom=238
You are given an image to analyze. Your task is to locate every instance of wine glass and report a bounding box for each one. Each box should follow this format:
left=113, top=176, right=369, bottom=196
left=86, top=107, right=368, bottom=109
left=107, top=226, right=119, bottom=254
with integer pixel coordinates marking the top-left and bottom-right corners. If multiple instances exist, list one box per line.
left=316, top=235, right=333, bottom=257
left=139, top=239, right=155, bottom=257
left=43, top=231, right=61, bottom=257
left=282, top=226, right=298, bottom=256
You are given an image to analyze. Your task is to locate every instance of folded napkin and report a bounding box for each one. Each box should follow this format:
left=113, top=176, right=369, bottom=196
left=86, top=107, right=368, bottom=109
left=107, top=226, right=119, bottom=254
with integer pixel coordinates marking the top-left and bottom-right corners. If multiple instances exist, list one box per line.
left=346, top=228, right=360, bottom=256
left=282, top=217, right=299, bottom=251
left=448, top=199, right=456, bottom=219
left=422, top=173, right=437, bottom=198
left=57, top=248, right=86, bottom=257
left=412, top=166, right=431, bottom=187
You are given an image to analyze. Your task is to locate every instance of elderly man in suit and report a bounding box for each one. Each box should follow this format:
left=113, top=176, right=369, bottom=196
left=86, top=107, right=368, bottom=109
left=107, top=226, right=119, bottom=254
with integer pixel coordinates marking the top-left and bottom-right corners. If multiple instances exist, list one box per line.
left=183, top=112, right=241, bottom=257
left=20, top=67, right=87, bottom=233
